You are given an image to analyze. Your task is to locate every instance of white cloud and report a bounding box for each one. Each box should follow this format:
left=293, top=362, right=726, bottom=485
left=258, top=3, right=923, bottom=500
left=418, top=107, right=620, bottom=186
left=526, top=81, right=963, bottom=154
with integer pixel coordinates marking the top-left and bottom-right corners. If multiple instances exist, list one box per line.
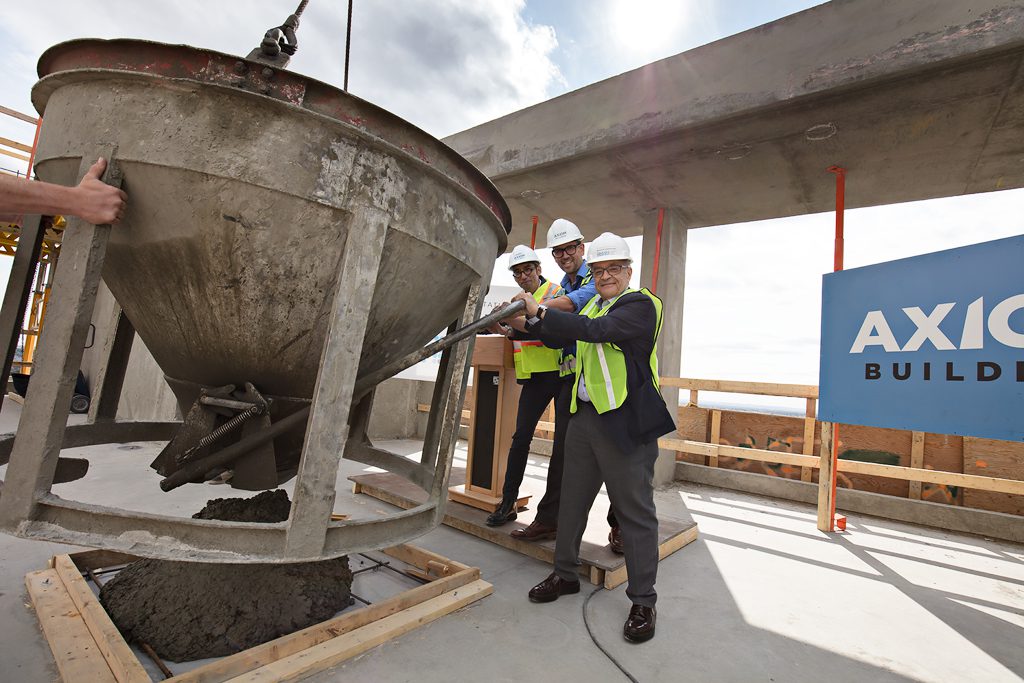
left=0, top=0, right=563, bottom=165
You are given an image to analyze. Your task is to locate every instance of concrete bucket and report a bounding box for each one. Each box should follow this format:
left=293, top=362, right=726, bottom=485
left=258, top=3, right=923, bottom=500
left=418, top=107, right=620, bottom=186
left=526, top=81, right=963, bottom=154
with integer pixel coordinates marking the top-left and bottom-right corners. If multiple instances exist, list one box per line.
left=0, top=39, right=511, bottom=563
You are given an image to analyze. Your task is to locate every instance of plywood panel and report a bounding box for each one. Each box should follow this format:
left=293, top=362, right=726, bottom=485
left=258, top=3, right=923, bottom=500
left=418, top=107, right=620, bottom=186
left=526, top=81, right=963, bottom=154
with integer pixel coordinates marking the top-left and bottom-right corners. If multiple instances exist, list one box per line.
left=673, top=405, right=708, bottom=464
left=964, top=437, right=1024, bottom=516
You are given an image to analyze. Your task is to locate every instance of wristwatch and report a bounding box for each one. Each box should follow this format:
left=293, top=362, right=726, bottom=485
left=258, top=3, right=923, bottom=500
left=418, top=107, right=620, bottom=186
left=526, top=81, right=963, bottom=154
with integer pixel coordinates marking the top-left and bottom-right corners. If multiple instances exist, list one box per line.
left=527, top=304, right=548, bottom=326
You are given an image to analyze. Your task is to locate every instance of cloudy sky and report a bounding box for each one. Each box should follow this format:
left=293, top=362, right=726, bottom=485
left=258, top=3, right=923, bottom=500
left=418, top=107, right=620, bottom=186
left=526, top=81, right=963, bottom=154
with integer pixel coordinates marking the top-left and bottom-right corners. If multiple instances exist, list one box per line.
left=1, top=1, right=1022, bottom=410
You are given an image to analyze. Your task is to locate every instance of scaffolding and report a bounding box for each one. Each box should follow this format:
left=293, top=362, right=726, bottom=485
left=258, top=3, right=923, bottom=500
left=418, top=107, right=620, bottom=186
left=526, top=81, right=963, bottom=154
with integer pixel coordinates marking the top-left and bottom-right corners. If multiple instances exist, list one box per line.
left=1, top=103, right=54, bottom=376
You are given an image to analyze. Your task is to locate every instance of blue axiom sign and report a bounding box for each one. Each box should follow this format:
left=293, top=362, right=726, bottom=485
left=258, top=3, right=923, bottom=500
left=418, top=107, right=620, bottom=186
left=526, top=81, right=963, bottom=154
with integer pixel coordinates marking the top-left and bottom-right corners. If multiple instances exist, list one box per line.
left=819, top=234, right=1024, bottom=442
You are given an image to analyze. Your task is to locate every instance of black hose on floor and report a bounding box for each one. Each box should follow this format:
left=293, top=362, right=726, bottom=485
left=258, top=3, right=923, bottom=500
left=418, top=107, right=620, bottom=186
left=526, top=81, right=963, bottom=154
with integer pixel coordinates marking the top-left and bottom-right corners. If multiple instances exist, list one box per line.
left=582, top=586, right=640, bottom=683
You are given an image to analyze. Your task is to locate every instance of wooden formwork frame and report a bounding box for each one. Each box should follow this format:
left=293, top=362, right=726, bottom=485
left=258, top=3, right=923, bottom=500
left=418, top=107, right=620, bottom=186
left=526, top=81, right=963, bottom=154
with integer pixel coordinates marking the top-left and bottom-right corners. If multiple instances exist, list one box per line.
left=26, top=545, right=492, bottom=683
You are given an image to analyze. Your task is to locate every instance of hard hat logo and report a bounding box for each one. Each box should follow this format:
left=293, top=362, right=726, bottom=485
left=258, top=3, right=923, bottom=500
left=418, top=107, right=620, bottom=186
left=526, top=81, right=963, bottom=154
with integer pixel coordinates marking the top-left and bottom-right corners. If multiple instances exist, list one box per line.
left=546, top=218, right=584, bottom=248
left=508, top=244, right=541, bottom=270
left=587, top=232, right=631, bottom=264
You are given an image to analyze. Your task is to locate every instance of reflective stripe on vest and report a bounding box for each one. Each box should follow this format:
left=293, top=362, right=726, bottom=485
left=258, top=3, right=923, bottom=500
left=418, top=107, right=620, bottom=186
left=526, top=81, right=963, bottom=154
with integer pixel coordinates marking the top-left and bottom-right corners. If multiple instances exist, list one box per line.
left=570, top=287, right=664, bottom=414
left=512, top=280, right=564, bottom=380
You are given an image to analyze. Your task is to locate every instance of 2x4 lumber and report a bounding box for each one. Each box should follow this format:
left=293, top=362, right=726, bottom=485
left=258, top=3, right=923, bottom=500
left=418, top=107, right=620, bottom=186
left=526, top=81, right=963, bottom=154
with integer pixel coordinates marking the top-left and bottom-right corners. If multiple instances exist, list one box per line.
left=222, top=579, right=494, bottom=683
left=801, top=397, right=817, bottom=482
left=176, top=565, right=482, bottom=683
left=0, top=104, right=37, bottom=124
left=603, top=524, right=699, bottom=589
left=0, top=147, right=31, bottom=163
left=52, top=555, right=150, bottom=683
left=908, top=431, right=925, bottom=499
left=381, top=542, right=471, bottom=574
left=817, top=422, right=835, bottom=531
left=708, top=410, right=722, bottom=468
left=659, top=437, right=819, bottom=468
left=837, top=458, right=1024, bottom=496
left=660, top=377, right=818, bottom=399
left=0, top=135, right=33, bottom=153
left=25, top=569, right=118, bottom=683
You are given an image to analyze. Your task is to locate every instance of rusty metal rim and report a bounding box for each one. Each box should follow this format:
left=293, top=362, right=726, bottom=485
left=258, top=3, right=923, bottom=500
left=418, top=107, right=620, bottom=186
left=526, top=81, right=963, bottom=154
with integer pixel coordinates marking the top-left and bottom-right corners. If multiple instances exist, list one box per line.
left=33, top=38, right=512, bottom=239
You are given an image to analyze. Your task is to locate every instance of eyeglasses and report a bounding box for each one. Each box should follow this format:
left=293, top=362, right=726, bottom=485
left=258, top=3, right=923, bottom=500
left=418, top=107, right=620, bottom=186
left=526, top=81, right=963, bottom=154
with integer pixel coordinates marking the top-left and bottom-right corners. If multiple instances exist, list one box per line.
left=511, top=265, right=536, bottom=279
left=591, top=264, right=627, bottom=278
left=551, top=242, right=583, bottom=258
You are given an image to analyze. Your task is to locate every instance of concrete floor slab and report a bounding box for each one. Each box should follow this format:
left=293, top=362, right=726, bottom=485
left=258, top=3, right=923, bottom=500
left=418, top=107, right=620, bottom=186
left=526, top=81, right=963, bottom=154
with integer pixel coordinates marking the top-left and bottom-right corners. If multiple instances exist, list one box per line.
left=1, top=398, right=1021, bottom=682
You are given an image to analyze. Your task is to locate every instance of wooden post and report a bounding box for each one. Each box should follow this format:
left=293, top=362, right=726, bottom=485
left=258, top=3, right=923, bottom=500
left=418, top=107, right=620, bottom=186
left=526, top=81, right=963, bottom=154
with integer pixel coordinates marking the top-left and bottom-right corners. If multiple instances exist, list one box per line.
left=817, top=421, right=835, bottom=531
left=908, top=431, right=925, bottom=500
left=707, top=409, right=722, bottom=468
left=801, top=397, right=817, bottom=482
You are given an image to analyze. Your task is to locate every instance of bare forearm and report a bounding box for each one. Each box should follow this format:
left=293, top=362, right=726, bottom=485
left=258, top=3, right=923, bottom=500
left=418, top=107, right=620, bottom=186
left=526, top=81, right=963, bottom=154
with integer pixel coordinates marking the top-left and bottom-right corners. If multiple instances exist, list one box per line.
left=0, top=175, right=78, bottom=217
left=0, top=158, right=126, bottom=224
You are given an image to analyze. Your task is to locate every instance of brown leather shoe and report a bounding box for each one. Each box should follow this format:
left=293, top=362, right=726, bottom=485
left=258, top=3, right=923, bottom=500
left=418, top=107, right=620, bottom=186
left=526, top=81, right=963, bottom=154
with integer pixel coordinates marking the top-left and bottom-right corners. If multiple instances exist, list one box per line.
left=623, top=604, right=656, bottom=643
left=528, top=572, right=581, bottom=603
left=608, top=525, right=624, bottom=554
left=511, top=520, right=557, bottom=541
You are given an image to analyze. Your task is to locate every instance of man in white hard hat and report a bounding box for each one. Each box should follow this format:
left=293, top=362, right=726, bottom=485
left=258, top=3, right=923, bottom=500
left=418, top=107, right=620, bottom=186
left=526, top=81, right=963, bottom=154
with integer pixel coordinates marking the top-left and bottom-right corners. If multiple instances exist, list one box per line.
left=512, top=232, right=676, bottom=644
left=483, top=245, right=568, bottom=528
left=507, top=218, right=623, bottom=554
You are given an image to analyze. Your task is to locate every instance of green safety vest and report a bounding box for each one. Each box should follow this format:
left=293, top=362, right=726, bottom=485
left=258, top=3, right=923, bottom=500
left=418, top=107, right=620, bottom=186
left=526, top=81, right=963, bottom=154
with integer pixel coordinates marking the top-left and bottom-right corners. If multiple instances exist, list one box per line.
left=570, top=287, right=664, bottom=414
left=513, top=280, right=565, bottom=380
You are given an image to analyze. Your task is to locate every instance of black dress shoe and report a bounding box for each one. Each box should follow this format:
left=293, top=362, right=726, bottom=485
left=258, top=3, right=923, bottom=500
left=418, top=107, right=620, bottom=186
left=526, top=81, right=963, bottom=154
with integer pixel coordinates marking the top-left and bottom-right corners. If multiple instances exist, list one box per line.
left=608, top=525, right=624, bottom=554
left=528, top=572, right=580, bottom=603
left=485, top=498, right=517, bottom=527
left=511, top=520, right=557, bottom=541
left=623, top=604, right=656, bottom=643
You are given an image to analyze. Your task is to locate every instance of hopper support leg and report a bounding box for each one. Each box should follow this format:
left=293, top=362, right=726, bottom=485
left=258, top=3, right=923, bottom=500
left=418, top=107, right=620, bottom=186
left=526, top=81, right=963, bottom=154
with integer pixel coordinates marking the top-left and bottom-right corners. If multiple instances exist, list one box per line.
left=284, top=210, right=388, bottom=558
left=0, top=150, right=120, bottom=525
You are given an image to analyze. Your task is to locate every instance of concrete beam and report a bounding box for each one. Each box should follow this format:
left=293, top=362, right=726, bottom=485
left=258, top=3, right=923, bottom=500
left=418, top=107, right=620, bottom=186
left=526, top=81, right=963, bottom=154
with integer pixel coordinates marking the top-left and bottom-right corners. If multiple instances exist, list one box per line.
left=444, top=0, right=1024, bottom=250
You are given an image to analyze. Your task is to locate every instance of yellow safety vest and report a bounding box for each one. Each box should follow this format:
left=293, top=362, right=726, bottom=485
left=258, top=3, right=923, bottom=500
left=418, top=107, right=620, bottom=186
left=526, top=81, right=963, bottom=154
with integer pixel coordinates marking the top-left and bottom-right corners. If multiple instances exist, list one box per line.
left=570, top=287, right=664, bottom=414
left=513, top=280, right=565, bottom=380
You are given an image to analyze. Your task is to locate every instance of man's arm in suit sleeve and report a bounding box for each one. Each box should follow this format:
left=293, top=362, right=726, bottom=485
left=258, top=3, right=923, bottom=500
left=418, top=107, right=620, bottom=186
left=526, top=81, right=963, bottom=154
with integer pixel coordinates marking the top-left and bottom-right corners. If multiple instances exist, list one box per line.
left=536, top=295, right=654, bottom=345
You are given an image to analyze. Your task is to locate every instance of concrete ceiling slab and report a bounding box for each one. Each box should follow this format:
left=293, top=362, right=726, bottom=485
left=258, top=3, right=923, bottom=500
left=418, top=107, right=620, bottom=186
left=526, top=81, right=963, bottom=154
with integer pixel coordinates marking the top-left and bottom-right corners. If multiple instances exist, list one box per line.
left=443, top=0, right=1024, bottom=249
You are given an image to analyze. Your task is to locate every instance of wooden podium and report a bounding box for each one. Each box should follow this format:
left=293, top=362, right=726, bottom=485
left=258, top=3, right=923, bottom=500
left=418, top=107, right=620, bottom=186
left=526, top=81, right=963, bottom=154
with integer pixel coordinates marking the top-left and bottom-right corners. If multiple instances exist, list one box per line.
left=448, top=335, right=531, bottom=513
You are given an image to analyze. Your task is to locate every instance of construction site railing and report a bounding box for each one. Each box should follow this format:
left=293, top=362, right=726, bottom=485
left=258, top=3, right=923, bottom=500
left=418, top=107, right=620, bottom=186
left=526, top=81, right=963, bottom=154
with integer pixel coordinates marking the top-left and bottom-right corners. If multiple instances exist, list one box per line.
left=657, top=377, right=1024, bottom=516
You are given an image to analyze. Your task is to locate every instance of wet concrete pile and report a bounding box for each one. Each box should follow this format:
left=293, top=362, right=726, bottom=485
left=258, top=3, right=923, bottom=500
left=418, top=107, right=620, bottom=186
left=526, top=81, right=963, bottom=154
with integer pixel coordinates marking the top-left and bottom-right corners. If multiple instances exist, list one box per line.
left=100, top=490, right=353, bottom=661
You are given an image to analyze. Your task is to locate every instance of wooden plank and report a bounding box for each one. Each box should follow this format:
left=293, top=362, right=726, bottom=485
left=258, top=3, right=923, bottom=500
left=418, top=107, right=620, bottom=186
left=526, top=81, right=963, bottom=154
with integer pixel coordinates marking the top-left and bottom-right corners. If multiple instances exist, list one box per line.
left=688, top=389, right=699, bottom=406
left=837, top=459, right=1024, bottom=495
left=381, top=543, right=471, bottom=574
left=908, top=431, right=925, bottom=500
left=0, top=135, right=33, bottom=153
left=660, top=438, right=819, bottom=468
left=25, top=569, right=118, bottom=683
left=801, top=399, right=817, bottom=482
left=603, top=523, right=699, bottom=590
left=660, top=377, right=818, bottom=399
left=707, top=410, right=721, bottom=468
left=0, top=147, right=30, bottom=163
left=0, top=104, right=37, bottom=124
left=817, top=422, right=835, bottom=531
left=963, top=436, right=1024, bottom=515
left=174, top=565, right=482, bottom=683
left=225, top=580, right=494, bottom=683
left=52, top=555, right=150, bottom=683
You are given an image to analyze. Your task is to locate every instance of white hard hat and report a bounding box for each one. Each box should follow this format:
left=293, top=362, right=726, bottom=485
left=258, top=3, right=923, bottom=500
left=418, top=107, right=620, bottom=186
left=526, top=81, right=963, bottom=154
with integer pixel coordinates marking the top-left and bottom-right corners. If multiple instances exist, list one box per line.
left=508, top=244, right=541, bottom=270
left=587, top=232, right=631, bottom=264
left=546, top=218, right=584, bottom=248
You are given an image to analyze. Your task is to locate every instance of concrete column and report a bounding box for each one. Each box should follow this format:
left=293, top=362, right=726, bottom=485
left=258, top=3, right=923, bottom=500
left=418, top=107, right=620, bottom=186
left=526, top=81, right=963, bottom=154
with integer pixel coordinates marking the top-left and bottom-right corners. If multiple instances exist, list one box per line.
left=639, top=209, right=687, bottom=486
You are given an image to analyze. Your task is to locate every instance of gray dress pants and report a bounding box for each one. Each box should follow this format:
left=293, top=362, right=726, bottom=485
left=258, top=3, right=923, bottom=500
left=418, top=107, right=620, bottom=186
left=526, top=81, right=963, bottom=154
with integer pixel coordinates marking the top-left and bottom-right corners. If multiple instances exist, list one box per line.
left=553, top=400, right=659, bottom=607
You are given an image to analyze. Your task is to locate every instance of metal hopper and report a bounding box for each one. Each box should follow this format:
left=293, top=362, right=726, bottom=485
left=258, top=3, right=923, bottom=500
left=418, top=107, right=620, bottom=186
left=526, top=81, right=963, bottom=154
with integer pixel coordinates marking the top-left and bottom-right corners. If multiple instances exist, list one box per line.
left=0, top=38, right=511, bottom=563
